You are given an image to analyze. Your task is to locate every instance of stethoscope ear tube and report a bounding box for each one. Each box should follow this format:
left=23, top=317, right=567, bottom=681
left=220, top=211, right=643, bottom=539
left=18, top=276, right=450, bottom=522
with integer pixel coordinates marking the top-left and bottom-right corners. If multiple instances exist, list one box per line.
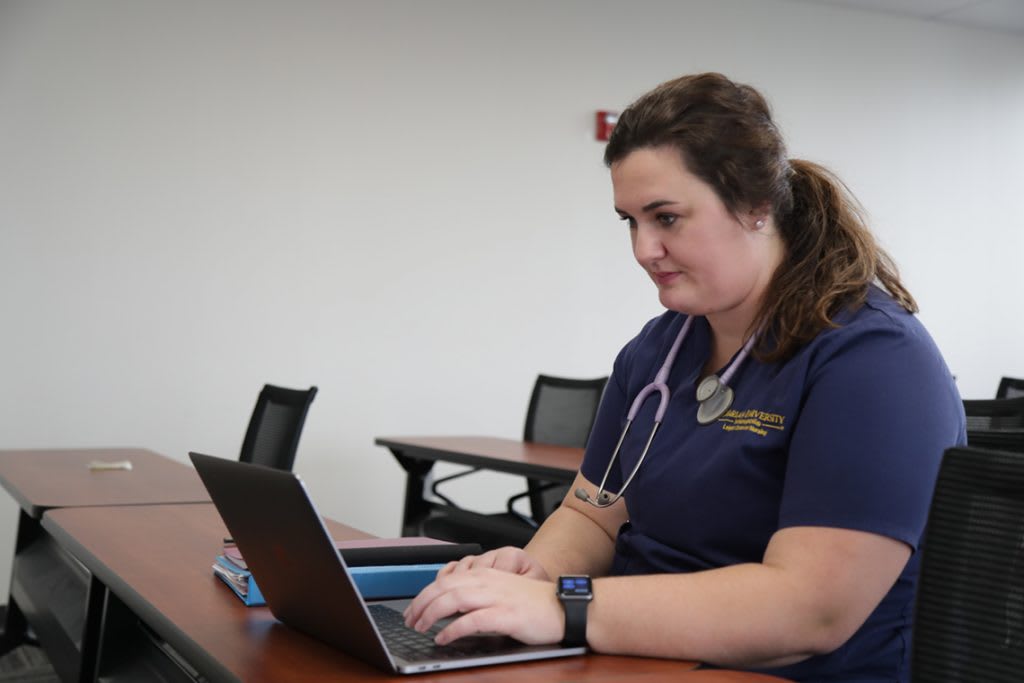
left=578, top=316, right=753, bottom=508
left=581, top=420, right=661, bottom=508
left=573, top=486, right=618, bottom=508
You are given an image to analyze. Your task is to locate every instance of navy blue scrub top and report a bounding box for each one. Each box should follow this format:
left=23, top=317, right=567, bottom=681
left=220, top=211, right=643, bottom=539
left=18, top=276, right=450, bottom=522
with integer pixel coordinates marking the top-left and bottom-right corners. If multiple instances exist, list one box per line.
left=580, top=286, right=966, bottom=683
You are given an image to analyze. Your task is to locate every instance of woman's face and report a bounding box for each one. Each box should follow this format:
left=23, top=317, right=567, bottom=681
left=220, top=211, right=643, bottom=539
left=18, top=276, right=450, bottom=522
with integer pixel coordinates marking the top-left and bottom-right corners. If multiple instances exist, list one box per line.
left=611, top=146, right=783, bottom=326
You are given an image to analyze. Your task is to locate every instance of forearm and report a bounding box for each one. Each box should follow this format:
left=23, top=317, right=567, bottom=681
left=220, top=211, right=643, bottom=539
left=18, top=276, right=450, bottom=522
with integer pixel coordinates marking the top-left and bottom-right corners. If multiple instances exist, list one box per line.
left=519, top=472, right=626, bottom=580
left=586, top=527, right=910, bottom=668
left=524, top=505, right=617, bottom=580
left=587, top=564, right=823, bottom=667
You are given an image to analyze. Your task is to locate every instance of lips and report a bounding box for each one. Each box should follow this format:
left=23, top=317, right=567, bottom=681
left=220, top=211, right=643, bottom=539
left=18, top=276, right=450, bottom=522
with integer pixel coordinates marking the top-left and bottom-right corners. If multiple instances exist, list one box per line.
left=652, top=271, right=681, bottom=286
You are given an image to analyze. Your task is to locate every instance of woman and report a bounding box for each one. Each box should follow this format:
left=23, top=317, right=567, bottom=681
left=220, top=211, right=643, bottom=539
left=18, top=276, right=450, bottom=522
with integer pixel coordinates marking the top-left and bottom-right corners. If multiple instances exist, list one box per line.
left=404, top=73, right=965, bottom=682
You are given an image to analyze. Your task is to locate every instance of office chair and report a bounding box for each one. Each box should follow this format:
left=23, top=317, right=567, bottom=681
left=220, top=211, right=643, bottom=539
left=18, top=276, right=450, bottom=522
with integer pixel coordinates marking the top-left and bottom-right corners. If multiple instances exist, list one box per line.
left=423, top=375, right=607, bottom=549
left=239, top=384, right=318, bottom=471
left=997, top=376, right=1024, bottom=399
left=912, top=446, right=1024, bottom=682
left=513, top=374, right=609, bottom=523
left=962, top=397, right=1024, bottom=432
left=967, top=429, right=1024, bottom=454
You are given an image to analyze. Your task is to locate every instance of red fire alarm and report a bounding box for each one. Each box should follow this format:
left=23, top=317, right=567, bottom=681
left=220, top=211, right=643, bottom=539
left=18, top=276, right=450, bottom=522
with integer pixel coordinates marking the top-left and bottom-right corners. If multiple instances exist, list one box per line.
left=595, top=110, right=618, bottom=141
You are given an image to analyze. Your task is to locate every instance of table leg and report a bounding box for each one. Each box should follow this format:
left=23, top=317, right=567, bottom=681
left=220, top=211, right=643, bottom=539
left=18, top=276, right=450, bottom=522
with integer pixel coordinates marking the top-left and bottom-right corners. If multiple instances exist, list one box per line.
left=77, top=574, right=107, bottom=683
left=389, top=451, right=436, bottom=536
left=0, top=598, right=28, bottom=656
left=0, top=510, right=37, bottom=655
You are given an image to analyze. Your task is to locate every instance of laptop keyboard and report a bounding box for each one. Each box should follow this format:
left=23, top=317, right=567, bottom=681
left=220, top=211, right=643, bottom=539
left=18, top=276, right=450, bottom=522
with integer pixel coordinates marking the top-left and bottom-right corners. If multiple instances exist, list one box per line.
left=368, top=604, right=513, bottom=661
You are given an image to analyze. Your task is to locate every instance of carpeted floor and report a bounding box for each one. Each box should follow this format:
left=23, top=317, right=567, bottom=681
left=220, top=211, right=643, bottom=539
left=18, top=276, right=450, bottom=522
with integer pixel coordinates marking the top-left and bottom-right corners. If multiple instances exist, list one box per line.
left=0, top=645, right=59, bottom=683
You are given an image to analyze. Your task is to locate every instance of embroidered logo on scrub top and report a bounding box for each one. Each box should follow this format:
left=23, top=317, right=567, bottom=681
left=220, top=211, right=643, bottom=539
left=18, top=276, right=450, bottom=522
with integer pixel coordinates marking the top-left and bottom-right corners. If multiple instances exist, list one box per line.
left=717, top=408, right=786, bottom=436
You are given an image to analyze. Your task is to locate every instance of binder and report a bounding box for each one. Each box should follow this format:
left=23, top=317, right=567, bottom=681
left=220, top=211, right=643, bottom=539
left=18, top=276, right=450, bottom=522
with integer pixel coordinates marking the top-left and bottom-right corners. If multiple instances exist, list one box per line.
left=213, top=537, right=481, bottom=606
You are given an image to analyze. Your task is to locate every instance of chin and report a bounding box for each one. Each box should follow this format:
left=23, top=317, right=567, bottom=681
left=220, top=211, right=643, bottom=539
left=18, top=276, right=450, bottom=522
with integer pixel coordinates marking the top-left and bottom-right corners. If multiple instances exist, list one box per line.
left=659, top=293, right=704, bottom=316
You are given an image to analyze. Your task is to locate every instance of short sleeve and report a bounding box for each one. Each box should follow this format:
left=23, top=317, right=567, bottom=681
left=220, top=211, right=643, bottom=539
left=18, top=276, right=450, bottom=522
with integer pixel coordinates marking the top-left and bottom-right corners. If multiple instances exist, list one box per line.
left=779, top=319, right=965, bottom=548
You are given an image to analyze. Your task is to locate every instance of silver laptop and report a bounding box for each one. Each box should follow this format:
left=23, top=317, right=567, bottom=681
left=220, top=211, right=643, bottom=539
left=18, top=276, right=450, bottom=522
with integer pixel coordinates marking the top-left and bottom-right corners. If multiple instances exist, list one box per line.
left=189, top=452, right=586, bottom=674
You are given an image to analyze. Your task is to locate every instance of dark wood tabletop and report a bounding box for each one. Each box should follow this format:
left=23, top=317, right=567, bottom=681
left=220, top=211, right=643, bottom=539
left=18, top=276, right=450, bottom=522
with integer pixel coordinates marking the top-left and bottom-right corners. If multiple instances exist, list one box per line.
left=39, top=503, right=724, bottom=683
left=0, top=448, right=210, bottom=517
left=374, top=436, right=584, bottom=480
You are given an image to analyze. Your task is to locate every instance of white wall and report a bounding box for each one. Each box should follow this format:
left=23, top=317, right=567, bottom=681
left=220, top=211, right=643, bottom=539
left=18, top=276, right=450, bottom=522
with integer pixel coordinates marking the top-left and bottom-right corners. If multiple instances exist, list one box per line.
left=1, top=0, right=1022, bottom=591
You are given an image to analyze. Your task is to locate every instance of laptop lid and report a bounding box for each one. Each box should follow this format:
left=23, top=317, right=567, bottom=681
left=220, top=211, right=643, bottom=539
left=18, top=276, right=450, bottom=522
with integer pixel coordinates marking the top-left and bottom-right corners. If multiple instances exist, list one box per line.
left=188, top=452, right=585, bottom=674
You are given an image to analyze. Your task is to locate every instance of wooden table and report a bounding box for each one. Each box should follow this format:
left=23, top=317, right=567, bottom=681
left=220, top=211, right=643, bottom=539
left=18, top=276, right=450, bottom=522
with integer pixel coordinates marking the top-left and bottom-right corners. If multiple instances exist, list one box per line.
left=374, top=436, right=584, bottom=536
left=3, top=447, right=792, bottom=682
left=0, top=448, right=210, bottom=682
left=43, top=503, right=718, bottom=682
left=0, top=447, right=210, bottom=517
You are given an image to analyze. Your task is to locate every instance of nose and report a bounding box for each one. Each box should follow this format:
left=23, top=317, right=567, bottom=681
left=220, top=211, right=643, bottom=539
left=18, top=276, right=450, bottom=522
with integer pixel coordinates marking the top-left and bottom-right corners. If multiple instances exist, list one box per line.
left=632, top=223, right=666, bottom=265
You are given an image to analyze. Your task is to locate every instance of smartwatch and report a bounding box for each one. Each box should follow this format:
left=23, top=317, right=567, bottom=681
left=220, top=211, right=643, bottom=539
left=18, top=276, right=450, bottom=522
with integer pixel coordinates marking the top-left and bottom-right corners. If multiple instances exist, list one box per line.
left=556, top=575, right=593, bottom=647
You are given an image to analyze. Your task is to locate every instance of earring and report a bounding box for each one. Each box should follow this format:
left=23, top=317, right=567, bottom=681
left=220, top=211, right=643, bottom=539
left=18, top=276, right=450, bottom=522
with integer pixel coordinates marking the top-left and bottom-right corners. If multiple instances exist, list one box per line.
left=754, top=219, right=766, bottom=229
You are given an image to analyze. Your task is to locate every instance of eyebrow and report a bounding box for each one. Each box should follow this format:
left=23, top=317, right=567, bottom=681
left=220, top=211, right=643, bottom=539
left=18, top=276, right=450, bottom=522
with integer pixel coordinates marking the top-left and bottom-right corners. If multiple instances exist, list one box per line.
left=615, top=199, right=678, bottom=215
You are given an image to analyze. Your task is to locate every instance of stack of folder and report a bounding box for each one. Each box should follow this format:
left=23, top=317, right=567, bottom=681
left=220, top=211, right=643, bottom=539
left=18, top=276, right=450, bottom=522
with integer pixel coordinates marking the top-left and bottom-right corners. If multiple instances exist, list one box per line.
left=213, top=537, right=481, bottom=606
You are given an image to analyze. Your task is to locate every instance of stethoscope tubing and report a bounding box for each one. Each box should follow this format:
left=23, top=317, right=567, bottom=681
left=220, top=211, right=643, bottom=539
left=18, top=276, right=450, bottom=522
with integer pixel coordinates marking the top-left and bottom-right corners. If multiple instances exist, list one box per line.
left=577, top=315, right=754, bottom=508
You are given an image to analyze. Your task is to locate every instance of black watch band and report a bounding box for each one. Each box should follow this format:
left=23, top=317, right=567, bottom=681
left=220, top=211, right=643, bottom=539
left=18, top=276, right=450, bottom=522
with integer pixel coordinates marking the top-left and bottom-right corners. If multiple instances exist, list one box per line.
left=557, top=575, right=592, bottom=647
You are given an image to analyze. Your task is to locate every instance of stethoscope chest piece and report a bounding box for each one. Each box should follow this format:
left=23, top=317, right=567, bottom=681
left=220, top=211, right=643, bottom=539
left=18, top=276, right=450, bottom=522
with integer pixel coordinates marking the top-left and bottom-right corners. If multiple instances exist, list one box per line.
left=695, top=375, right=734, bottom=425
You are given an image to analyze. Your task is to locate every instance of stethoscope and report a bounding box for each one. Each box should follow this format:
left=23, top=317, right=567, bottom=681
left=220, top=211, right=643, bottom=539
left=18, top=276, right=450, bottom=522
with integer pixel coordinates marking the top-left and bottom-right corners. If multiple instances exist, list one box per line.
left=575, top=316, right=756, bottom=508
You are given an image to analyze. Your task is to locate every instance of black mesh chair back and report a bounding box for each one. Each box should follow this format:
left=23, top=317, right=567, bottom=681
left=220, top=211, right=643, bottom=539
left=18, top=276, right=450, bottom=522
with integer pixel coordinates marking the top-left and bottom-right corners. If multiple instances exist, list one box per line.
left=912, top=446, right=1024, bottom=682
left=239, top=384, right=318, bottom=471
left=997, top=377, right=1024, bottom=399
left=962, top=397, right=1024, bottom=431
left=520, top=375, right=608, bottom=522
left=523, top=375, right=608, bottom=447
left=967, top=429, right=1024, bottom=454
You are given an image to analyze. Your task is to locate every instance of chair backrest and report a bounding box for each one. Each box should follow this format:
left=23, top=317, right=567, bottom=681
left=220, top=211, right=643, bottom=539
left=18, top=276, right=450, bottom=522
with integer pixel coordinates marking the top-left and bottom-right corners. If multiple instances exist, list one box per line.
left=523, top=375, right=608, bottom=447
left=522, top=375, right=608, bottom=521
left=912, top=446, right=1024, bottom=682
left=967, top=429, right=1024, bottom=454
left=997, top=377, right=1024, bottom=399
left=962, top=397, right=1024, bottom=431
left=239, top=384, right=318, bottom=471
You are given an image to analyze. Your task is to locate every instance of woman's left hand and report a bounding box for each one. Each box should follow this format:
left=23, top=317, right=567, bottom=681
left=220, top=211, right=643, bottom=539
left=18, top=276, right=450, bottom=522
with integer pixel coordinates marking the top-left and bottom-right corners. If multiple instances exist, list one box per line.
left=403, top=567, right=563, bottom=646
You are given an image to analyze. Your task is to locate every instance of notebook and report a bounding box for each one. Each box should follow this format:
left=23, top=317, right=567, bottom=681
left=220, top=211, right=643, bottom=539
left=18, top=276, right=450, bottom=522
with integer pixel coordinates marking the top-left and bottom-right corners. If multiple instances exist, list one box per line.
left=188, top=452, right=586, bottom=674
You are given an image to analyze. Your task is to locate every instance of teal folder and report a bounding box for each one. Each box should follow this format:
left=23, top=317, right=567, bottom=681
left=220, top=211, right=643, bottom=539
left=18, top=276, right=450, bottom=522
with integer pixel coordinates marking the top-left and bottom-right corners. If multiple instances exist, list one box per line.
left=211, top=536, right=480, bottom=607
left=213, top=553, right=445, bottom=606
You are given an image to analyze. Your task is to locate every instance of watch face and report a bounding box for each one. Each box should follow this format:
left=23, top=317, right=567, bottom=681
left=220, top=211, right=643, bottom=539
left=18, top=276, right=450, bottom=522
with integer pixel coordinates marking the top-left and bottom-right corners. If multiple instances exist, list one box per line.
left=559, top=575, right=592, bottom=597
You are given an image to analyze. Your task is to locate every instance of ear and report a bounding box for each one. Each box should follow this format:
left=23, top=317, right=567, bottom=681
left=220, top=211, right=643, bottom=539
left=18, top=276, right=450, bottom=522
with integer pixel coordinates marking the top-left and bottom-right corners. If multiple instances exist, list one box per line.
left=747, top=204, right=771, bottom=231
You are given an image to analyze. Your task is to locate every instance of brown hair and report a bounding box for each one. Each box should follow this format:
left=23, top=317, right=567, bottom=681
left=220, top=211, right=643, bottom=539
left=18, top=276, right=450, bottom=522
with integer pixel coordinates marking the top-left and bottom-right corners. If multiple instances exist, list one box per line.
left=604, top=72, right=916, bottom=363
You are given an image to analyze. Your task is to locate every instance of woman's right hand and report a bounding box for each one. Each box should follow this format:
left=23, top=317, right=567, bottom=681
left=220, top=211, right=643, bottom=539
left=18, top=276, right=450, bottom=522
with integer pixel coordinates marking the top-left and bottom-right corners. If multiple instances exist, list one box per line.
left=438, top=545, right=550, bottom=581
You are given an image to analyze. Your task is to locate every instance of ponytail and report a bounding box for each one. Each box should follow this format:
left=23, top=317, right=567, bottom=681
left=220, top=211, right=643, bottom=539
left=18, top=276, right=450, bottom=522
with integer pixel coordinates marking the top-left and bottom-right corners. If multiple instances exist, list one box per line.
left=753, top=159, right=917, bottom=363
